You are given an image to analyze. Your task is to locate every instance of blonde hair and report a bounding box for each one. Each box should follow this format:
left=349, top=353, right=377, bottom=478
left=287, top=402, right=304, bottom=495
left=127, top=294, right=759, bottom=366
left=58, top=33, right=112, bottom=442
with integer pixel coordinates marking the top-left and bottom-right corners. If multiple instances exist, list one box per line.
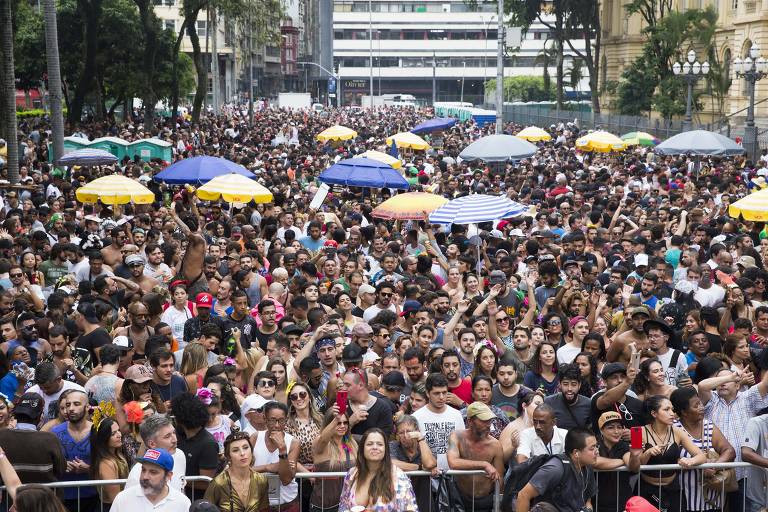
left=180, top=342, right=208, bottom=375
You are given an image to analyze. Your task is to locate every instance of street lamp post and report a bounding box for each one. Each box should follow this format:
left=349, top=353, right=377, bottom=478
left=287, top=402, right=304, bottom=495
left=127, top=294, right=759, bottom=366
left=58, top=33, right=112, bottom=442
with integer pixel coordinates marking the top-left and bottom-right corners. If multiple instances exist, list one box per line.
left=673, top=49, right=709, bottom=132
left=734, top=44, right=768, bottom=162
left=460, top=61, right=466, bottom=104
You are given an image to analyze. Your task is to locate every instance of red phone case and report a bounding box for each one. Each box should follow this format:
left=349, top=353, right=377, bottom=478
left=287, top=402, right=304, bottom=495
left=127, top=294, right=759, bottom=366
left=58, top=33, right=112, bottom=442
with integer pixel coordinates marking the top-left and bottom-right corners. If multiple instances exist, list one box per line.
left=336, top=390, right=348, bottom=416
left=630, top=426, right=643, bottom=449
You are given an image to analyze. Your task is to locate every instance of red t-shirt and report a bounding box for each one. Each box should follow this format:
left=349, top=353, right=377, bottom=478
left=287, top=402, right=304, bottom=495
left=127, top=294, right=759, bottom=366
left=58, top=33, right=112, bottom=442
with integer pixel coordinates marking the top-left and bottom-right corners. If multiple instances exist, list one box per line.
left=449, top=378, right=473, bottom=407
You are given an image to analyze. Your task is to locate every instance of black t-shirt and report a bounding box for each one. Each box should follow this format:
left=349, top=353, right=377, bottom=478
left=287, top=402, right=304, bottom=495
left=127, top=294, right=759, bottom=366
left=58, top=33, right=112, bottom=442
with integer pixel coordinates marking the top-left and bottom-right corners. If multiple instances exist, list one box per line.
left=705, top=332, right=723, bottom=354
left=222, top=314, right=257, bottom=351
left=75, top=328, right=112, bottom=363
left=151, top=374, right=189, bottom=403
left=491, top=384, right=531, bottom=421
left=254, top=327, right=278, bottom=352
left=596, top=441, right=632, bottom=512
left=178, top=427, right=219, bottom=498
left=349, top=396, right=394, bottom=438
left=529, top=456, right=597, bottom=512
left=545, top=393, right=591, bottom=430
left=370, top=390, right=400, bottom=416
left=590, top=391, right=646, bottom=433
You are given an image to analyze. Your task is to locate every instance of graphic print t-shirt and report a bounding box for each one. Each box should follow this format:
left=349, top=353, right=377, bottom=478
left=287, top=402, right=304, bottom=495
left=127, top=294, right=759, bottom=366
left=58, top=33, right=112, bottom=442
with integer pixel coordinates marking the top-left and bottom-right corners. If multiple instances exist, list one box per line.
left=412, top=405, right=465, bottom=469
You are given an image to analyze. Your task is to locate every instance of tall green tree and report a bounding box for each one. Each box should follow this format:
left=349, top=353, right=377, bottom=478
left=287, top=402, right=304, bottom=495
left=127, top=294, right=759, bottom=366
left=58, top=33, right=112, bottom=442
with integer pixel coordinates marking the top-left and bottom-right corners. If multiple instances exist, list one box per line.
left=42, top=0, right=64, bottom=168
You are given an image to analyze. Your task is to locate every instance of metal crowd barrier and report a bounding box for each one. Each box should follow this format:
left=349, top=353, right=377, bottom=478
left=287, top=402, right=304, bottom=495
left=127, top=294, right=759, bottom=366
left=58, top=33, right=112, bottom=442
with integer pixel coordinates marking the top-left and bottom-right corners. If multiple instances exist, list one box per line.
left=0, top=462, right=755, bottom=512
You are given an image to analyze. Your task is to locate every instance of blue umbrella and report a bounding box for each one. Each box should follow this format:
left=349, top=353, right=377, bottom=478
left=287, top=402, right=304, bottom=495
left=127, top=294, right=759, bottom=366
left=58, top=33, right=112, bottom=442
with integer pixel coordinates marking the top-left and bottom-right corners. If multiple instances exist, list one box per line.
left=654, top=130, right=745, bottom=157
left=319, top=158, right=409, bottom=189
left=429, top=194, right=528, bottom=224
left=154, top=156, right=255, bottom=184
left=56, top=148, right=118, bottom=167
left=411, top=117, right=457, bottom=134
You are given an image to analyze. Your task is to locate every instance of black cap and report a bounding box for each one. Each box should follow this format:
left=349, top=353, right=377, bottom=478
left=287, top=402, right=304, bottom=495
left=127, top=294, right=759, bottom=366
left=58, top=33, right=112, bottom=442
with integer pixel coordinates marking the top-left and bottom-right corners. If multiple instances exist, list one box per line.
left=382, top=371, right=406, bottom=388
left=601, top=362, right=628, bottom=380
left=282, top=324, right=305, bottom=336
left=632, top=236, right=648, bottom=246
left=342, top=343, right=365, bottom=362
left=14, top=392, right=44, bottom=420
left=643, top=319, right=674, bottom=337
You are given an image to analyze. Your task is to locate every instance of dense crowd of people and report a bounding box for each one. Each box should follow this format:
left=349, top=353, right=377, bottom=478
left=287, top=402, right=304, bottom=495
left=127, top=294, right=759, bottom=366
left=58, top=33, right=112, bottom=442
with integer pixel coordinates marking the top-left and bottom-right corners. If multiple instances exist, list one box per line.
left=0, top=103, right=765, bottom=512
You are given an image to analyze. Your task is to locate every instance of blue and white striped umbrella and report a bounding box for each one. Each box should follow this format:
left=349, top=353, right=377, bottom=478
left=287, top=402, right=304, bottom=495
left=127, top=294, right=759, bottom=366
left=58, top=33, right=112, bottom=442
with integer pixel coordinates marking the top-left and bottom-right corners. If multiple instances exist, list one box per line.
left=429, top=194, right=528, bottom=225
left=56, top=148, right=118, bottom=167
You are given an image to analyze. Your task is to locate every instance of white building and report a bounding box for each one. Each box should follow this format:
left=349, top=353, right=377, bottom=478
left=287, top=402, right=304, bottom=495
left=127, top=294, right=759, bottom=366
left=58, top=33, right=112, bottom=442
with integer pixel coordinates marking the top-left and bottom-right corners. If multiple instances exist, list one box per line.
left=332, top=0, right=589, bottom=106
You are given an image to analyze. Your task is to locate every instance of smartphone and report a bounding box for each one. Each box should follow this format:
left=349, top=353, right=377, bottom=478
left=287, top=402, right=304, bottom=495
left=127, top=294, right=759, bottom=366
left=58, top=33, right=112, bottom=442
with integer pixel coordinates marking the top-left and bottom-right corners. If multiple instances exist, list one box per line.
left=630, top=426, right=643, bottom=450
left=336, top=389, right=348, bottom=416
left=630, top=351, right=641, bottom=373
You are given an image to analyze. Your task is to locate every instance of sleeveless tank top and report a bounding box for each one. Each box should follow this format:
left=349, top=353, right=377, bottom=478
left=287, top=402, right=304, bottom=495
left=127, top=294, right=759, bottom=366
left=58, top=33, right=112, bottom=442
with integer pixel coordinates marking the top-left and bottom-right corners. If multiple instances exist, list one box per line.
left=252, top=431, right=298, bottom=506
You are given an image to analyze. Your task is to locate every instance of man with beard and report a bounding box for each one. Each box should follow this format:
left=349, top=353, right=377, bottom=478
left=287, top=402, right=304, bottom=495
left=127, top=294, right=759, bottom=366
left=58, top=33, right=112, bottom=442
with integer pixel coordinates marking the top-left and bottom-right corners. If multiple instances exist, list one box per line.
left=294, top=325, right=344, bottom=398
left=412, top=373, right=465, bottom=469
left=92, top=274, right=141, bottom=317
left=125, top=415, right=187, bottom=491
left=441, top=349, right=473, bottom=408
left=447, top=402, right=504, bottom=512
left=51, top=389, right=98, bottom=511
left=203, top=255, right=221, bottom=295
left=143, top=243, right=172, bottom=284
left=607, top=306, right=650, bottom=364
left=544, top=364, right=591, bottom=429
left=253, top=299, right=279, bottom=351
left=213, top=279, right=233, bottom=317
left=491, top=356, right=529, bottom=420
left=111, top=447, right=190, bottom=512
left=125, top=254, right=158, bottom=294
left=113, top=302, right=155, bottom=359
left=4, top=312, right=51, bottom=366
left=182, top=293, right=224, bottom=345
left=44, top=325, right=92, bottom=385
left=101, top=226, right=127, bottom=268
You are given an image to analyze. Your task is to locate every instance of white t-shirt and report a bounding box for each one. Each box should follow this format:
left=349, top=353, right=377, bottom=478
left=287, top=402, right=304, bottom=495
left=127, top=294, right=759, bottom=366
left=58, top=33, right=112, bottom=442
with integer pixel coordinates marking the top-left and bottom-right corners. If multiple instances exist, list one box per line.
left=517, top=426, right=569, bottom=459
left=412, top=405, right=465, bottom=470
left=556, top=343, right=582, bottom=365
left=694, top=284, right=725, bottom=308
left=161, top=306, right=192, bottom=345
left=125, top=449, right=187, bottom=491
left=110, top=483, right=190, bottom=512
left=656, top=348, right=688, bottom=386
left=363, top=304, right=397, bottom=323
left=27, top=380, right=86, bottom=424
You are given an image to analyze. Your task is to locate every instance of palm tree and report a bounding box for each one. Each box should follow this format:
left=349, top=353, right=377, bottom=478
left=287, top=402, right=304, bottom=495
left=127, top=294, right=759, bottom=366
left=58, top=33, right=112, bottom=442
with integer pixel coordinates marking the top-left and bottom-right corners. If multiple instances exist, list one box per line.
left=42, top=0, right=65, bottom=169
left=534, top=39, right=558, bottom=96
left=568, top=59, right=584, bottom=96
left=1, top=0, right=19, bottom=184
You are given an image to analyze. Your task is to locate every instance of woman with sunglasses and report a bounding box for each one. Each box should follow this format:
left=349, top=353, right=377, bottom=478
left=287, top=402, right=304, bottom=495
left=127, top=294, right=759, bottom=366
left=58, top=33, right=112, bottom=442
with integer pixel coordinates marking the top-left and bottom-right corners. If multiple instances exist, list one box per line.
left=286, top=383, right=323, bottom=509
left=204, top=431, right=269, bottom=512
left=542, top=313, right=567, bottom=347
left=311, top=406, right=358, bottom=512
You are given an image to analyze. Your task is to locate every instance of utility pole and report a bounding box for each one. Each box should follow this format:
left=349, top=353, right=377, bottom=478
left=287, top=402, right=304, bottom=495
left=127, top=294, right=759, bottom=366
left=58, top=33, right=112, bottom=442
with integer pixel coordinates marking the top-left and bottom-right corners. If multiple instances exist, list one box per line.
left=495, top=0, right=504, bottom=133
left=211, top=7, right=219, bottom=114
left=368, top=0, right=373, bottom=102
left=247, top=9, right=254, bottom=125
left=460, top=61, right=466, bottom=104
left=432, top=51, right=437, bottom=105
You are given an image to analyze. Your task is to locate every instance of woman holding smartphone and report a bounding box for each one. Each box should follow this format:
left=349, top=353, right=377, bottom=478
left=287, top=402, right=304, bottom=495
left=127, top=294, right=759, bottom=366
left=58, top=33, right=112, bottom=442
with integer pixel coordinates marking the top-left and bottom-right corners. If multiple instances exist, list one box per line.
left=311, top=406, right=358, bottom=512
left=629, top=395, right=706, bottom=512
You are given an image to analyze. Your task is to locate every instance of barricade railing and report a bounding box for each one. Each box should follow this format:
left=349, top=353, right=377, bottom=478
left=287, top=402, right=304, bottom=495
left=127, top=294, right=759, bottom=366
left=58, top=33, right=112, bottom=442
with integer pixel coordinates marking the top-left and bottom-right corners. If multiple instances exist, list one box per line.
left=0, top=462, right=753, bottom=512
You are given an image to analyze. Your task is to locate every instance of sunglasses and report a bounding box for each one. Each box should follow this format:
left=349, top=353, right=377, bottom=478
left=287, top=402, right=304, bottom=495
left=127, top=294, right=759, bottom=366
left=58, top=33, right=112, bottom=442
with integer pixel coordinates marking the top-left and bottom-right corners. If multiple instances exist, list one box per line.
left=289, top=391, right=308, bottom=401
left=9, top=273, right=23, bottom=278
left=379, top=292, right=393, bottom=297
left=258, top=380, right=276, bottom=387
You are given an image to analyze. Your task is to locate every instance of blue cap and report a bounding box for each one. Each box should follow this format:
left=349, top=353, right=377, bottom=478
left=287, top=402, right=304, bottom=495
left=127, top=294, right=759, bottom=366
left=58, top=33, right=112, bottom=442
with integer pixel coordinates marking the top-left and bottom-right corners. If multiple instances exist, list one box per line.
left=136, top=448, right=174, bottom=472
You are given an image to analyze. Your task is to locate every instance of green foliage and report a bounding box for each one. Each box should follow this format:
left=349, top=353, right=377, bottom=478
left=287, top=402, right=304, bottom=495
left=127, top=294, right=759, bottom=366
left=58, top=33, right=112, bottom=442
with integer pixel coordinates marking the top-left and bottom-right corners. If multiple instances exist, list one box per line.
left=12, top=0, right=45, bottom=91
left=16, top=108, right=68, bottom=117
left=614, top=6, right=720, bottom=119
left=485, top=76, right=556, bottom=102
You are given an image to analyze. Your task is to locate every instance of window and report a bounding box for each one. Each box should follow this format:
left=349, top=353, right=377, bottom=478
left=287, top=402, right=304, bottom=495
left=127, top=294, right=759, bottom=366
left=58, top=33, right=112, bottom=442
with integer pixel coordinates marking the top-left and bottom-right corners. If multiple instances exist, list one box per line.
left=197, top=20, right=207, bottom=37
left=164, top=19, right=175, bottom=31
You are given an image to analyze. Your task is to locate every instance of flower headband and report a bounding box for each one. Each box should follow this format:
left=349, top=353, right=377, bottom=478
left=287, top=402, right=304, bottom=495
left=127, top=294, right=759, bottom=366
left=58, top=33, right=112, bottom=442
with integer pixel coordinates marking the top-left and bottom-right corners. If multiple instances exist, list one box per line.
left=196, top=388, right=214, bottom=406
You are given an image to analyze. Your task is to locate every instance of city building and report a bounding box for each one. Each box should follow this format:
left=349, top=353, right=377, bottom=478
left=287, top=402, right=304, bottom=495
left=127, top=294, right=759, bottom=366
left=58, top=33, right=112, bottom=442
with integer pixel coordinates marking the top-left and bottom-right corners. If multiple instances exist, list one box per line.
left=600, top=0, right=767, bottom=125
left=331, top=0, right=589, bottom=106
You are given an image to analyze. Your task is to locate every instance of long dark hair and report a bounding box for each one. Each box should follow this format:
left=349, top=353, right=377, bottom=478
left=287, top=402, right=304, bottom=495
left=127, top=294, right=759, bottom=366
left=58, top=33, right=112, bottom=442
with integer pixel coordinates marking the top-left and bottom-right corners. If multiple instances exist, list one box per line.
left=529, top=342, right=557, bottom=375
left=14, top=485, right=68, bottom=512
left=356, top=428, right=394, bottom=504
left=471, top=345, right=498, bottom=380
left=574, top=351, right=599, bottom=396
left=90, top=418, right=126, bottom=479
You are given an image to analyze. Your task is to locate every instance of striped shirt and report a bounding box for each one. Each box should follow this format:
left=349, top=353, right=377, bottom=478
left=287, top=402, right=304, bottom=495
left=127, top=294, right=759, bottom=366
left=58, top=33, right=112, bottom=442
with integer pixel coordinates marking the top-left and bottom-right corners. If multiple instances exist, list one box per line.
left=676, top=419, right=720, bottom=511
left=703, top=385, right=768, bottom=479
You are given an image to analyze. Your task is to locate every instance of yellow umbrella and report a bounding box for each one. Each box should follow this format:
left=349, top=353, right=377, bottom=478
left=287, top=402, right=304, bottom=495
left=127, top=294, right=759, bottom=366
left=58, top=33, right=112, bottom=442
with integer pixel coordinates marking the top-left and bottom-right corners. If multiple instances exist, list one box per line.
left=371, top=192, right=448, bottom=220
left=386, top=132, right=431, bottom=151
left=361, top=150, right=402, bottom=169
left=576, top=131, right=627, bottom=152
left=75, top=175, right=155, bottom=204
left=196, top=173, right=273, bottom=203
left=316, top=125, right=358, bottom=142
left=516, top=126, right=552, bottom=142
left=729, top=188, right=768, bottom=221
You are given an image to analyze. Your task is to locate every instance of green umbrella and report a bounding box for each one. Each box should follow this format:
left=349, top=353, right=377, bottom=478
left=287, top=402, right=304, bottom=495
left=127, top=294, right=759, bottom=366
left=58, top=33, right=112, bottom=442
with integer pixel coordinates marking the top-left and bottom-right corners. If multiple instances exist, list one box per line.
left=621, top=131, right=660, bottom=147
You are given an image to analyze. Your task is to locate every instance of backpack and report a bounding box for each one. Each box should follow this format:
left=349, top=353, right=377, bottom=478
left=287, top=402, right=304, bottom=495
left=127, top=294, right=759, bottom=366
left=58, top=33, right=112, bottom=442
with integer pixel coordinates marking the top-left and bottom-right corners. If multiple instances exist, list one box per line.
left=500, top=454, right=569, bottom=512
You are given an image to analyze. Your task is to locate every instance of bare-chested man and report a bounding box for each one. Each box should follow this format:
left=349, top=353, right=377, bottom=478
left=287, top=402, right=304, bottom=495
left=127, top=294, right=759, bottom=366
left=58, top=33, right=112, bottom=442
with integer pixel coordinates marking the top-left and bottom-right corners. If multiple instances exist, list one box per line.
left=112, top=303, right=154, bottom=358
left=126, top=255, right=159, bottom=294
left=101, top=226, right=127, bottom=267
left=447, top=402, right=505, bottom=512
left=607, top=306, right=650, bottom=364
